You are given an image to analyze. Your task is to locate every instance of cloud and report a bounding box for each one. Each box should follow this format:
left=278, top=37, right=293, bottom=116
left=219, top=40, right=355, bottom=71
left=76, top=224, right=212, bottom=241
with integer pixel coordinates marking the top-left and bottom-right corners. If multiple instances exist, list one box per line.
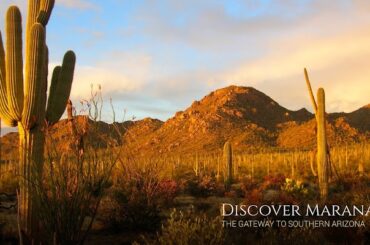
left=51, top=48, right=217, bottom=120
left=123, top=0, right=370, bottom=114
left=53, top=51, right=153, bottom=101
left=56, top=0, right=98, bottom=10
left=213, top=15, right=370, bottom=113
left=132, top=0, right=321, bottom=52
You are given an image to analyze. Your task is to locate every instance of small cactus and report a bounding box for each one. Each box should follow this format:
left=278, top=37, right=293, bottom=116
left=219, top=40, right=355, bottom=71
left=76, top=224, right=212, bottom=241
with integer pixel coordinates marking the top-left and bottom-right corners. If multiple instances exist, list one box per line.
left=193, top=153, right=199, bottom=176
left=216, top=155, right=221, bottom=181
left=358, top=160, right=364, bottom=177
left=223, top=141, right=232, bottom=187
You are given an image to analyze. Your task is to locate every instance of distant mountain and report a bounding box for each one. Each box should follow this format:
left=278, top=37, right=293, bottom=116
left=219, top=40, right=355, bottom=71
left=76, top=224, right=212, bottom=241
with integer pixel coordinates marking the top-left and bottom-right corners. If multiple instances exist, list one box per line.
left=127, top=86, right=314, bottom=155
left=330, top=104, right=370, bottom=133
left=0, top=126, right=17, bottom=137
left=1, top=86, right=369, bottom=159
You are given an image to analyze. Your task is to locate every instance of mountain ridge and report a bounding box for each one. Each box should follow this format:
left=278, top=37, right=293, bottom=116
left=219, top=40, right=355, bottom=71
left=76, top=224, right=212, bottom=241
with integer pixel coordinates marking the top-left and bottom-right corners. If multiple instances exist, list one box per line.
left=1, top=85, right=369, bottom=159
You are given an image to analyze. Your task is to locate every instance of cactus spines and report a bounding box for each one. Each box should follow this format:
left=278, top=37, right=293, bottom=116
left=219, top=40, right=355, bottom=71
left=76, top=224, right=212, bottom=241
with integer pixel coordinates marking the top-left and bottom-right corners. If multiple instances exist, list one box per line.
left=223, top=141, right=233, bottom=187
left=0, top=1, right=76, bottom=238
left=317, top=88, right=328, bottom=200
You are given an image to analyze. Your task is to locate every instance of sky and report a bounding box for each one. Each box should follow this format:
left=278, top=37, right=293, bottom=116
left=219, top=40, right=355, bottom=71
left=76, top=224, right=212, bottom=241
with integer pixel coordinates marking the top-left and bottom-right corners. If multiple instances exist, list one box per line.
left=0, top=0, right=370, bottom=129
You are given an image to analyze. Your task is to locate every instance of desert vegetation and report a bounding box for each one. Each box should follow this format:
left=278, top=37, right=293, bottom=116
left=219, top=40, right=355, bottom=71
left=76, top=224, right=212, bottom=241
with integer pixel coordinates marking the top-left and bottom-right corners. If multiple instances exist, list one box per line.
left=0, top=129, right=369, bottom=243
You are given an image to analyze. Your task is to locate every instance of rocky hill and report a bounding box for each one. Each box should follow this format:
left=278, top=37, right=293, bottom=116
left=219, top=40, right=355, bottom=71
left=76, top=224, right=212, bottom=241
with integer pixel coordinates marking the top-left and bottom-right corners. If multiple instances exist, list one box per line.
left=127, top=85, right=368, bottom=155
left=0, top=86, right=369, bottom=159
left=131, top=86, right=313, bottom=155
left=330, top=104, right=370, bottom=133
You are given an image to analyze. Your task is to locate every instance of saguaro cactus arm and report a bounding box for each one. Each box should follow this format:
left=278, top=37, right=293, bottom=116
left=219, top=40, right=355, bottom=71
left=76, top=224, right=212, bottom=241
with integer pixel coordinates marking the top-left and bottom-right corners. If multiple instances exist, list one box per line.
left=46, top=51, right=76, bottom=125
left=37, top=0, right=55, bottom=26
left=26, top=0, right=41, bottom=38
left=6, top=6, right=24, bottom=120
left=0, top=32, right=6, bottom=79
left=22, top=24, right=46, bottom=129
left=46, top=65, right=61, bottom=113
left=304, top=68, right=318, bottom=116
left=0, top=32, right=16, bottom=126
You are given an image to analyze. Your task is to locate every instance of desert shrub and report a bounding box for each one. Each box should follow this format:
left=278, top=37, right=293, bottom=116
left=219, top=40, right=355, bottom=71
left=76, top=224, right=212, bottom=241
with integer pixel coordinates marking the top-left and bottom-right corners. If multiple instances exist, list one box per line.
left=183, top=174, right=221, bottom=197
left=241, top=175, right=284, bottom=203
left=240, top=177, right=259, bottom=193
left=30, top=92, right=120, bottom=244
left=105, top=160, right=178, bottom=231
left=0, top=171, right=17, bottom=194
left=140, top=208, right=225, bottom=245
left=32, top=129, right=117, bottom=244
left=281, top=178, right=315, bottom=200
left=172, top=166, right=193, bottom=192
left=260, top=174, right=286, bottom=190
left=157, top=179, right=178, bottom=203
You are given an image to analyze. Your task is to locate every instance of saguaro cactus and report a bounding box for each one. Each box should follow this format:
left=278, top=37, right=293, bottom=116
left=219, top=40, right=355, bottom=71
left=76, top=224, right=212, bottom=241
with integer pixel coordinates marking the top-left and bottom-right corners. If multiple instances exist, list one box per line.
left=216, top=155, right=221, bottom=181
left=304, top=68, right=329, bottom=200
left=0, top=0, right=76, bottom=239
left=223, top=141, right=233, bottom=187
left=193, top=153, right=199, bottom=176
left=316, top=88, right=328, bottom=199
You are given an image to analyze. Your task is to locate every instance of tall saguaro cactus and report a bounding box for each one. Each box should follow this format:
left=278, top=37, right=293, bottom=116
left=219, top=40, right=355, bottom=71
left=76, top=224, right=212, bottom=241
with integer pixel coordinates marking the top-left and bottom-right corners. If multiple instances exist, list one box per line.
left=223, top=141, right=233, bottom=187
left=316, top=88, right=328, bottom=199
left=0, top=0, right=76, bottom=239
left=304, top=68, right=329, bottom=200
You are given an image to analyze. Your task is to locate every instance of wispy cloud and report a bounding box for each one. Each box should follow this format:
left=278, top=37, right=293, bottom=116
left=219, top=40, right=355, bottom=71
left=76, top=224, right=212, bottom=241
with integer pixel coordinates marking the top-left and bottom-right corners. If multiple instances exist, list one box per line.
left=118, top=0, right=370, bottom=114
left=56, top=51, right=153, bottom=101
left=215, top=25, right=370, bottom=111
left=56, top=0, right=98, bottom=10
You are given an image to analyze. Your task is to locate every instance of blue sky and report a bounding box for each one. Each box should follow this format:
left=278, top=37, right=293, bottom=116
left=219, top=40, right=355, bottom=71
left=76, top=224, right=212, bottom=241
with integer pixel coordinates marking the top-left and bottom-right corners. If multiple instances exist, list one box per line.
left=0, top=0, right=370, bottom=127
